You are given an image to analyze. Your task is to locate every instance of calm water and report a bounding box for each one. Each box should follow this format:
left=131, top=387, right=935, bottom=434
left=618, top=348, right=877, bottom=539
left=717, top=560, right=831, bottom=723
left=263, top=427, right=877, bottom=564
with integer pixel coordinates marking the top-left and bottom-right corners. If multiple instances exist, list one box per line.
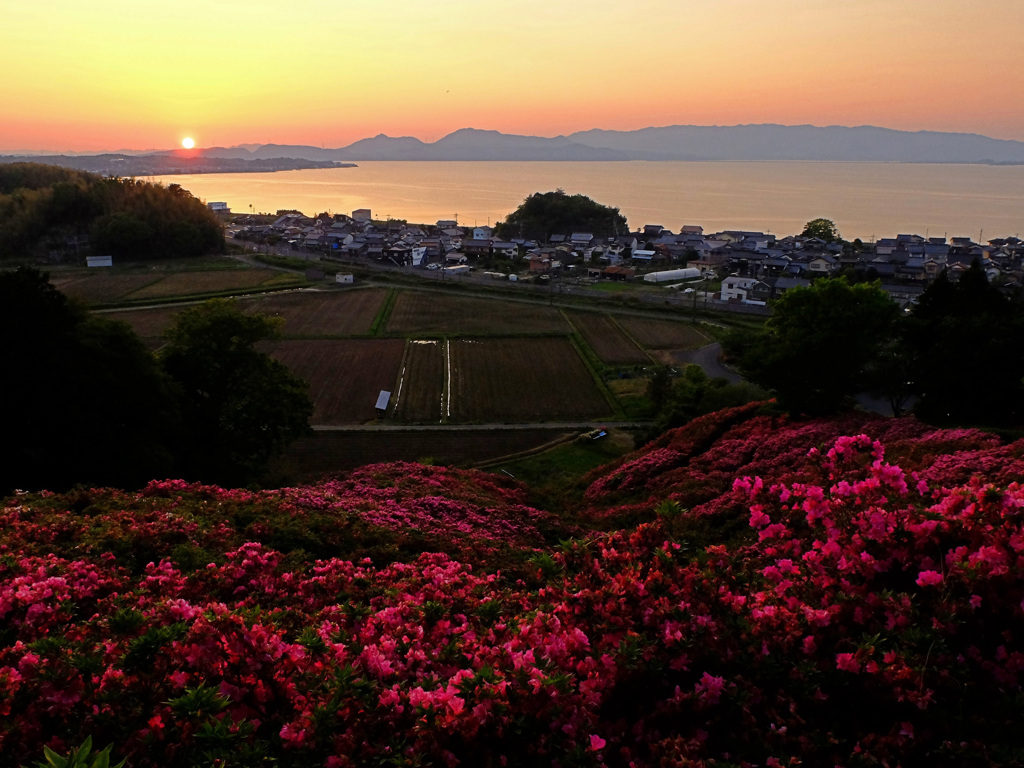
left=151, top=161, right=1024, bottom=241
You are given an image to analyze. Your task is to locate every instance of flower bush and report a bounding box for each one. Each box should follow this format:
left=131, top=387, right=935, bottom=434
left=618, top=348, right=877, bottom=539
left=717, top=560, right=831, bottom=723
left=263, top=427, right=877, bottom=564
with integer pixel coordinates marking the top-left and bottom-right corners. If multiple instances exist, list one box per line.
left=3, top=414, right=1024, bottom=766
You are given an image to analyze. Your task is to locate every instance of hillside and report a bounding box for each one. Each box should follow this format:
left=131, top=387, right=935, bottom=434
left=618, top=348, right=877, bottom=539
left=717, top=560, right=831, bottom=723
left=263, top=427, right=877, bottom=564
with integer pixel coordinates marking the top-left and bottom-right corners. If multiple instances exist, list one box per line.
left=0, top=163, right=225, bottom=261
left=3, top=405, right=1024, bottom=766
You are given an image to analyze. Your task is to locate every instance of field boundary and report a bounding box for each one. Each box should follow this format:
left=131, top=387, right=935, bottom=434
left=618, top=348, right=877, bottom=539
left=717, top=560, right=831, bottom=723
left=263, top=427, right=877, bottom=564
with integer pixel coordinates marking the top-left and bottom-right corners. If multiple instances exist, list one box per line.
left=90, top=281, right=309, bottom=310
left=566, top=329, right=627, bottom=420
left=469, top=430, right=582, bottom=469
left=389, top=339, right=413, bottom=419
left=607, top=315, right=659, bottom=364
left=442, top=337, right=451, bottom=424
left=370, top=289, right=398, bottom=336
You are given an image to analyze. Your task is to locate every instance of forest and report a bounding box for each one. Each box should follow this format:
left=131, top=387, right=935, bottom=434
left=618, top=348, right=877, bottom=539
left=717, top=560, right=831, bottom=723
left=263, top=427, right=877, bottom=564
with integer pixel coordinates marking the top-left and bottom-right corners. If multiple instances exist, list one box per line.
left=0, top=163, right=224, bottom=261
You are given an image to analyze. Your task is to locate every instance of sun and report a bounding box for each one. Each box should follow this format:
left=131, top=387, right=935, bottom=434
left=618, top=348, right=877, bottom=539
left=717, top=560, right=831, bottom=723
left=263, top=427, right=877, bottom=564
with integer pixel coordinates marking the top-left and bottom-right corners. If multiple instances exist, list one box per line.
left=181, top=137, right=195, bottom=149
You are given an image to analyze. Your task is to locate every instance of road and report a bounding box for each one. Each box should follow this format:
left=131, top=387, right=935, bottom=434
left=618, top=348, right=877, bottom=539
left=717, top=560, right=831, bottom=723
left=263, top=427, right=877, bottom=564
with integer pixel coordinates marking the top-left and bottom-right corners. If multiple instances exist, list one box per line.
left=311, top=421, right=651, bottom=432
left=671, top=342, right=745, bottom=384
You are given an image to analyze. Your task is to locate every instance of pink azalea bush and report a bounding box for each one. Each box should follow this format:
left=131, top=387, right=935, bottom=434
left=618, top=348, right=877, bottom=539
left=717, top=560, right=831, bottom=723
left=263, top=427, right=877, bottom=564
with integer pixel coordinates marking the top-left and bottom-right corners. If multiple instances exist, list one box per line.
left=3, top=411, right=1024, bottom=766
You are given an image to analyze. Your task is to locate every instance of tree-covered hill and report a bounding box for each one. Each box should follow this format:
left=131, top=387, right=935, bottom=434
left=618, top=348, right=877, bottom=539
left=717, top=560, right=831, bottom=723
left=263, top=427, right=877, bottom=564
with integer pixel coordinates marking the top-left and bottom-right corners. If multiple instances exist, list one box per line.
left=0, top=163, right=224, bottom=261
left=494, top=190, right=627, bottom=241
left=4, top=405, right=1024, bottom=767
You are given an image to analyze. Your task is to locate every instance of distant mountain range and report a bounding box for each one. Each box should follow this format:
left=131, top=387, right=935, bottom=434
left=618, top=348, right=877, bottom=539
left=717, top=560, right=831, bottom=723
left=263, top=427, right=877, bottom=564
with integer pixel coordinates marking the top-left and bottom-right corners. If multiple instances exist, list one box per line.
left=193, top=125, right=1024, bottom=164
left=6, top=124, right=1024, bottom=166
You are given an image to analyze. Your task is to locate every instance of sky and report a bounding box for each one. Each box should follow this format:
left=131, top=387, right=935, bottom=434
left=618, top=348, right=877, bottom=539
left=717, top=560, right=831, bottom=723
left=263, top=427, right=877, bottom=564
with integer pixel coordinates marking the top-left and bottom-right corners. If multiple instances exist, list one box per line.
left=3, top=0, right=1024, bottom=152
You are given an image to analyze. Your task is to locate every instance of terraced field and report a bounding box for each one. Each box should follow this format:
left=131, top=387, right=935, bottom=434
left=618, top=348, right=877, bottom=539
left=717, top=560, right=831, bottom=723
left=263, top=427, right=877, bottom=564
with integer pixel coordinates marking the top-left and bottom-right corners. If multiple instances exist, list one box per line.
left=568, top=312, right=651, bottom=365
left=241, top=288, right=386, bottom=337
left=129, top=269, right=299, bottom=299
left=272, top=428, right=574, bottom=480
left=387, top=292, right=569, bottom=335
left=265, top=339, right=406, bottom=424
left=393, top=340, right=445, bottom=422
left=616, top=317, right=710, bottom=350
left=103, top=305, right=184, bottom=342
left=448, top=338, right=612, bottom=422
left=52, top=273, right=160, bottom=304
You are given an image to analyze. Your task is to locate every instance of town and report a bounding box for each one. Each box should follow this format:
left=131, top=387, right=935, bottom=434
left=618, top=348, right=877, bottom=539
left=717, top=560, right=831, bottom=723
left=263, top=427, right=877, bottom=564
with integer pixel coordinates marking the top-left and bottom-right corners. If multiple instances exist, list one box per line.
left=224, top=204, right=1023, bottom=309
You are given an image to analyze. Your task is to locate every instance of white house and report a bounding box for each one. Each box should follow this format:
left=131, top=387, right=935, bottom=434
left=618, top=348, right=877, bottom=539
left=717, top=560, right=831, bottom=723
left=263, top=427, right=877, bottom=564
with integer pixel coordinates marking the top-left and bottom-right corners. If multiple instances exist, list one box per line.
left=720, top=276, right=761, bottom=302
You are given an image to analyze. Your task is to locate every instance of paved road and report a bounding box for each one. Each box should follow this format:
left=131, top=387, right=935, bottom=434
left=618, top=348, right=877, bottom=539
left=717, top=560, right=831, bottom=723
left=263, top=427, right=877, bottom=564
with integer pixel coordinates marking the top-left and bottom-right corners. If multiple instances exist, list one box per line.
left=671, top=342, right=744, bottom=384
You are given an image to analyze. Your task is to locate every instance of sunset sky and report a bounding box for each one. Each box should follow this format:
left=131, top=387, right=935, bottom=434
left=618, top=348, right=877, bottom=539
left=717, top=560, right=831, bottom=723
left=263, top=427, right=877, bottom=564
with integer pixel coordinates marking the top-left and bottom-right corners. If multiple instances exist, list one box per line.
left=4, top=0, right=1023, bottom=152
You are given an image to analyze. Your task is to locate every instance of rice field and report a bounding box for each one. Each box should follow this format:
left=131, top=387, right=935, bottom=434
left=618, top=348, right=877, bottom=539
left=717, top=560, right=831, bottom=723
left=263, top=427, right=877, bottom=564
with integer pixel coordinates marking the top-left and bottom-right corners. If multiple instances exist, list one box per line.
left=448, top=338, right=612, bottom=422
left=241, top=288, right=386, bottom=337
left=128, top=269, right=299, bottom=299
left=615, top=317, right=710, bottom=350
left=386, top=292, right=569, bottom=335
left=101, top=305, right=185, bottom=340
left=53, top=273, right=161, bottom=304
left=393, top=340, right=445, bottom=423
left=569, top=312, right=651, bottom=365
left=265, top=339, right=406, bottom=424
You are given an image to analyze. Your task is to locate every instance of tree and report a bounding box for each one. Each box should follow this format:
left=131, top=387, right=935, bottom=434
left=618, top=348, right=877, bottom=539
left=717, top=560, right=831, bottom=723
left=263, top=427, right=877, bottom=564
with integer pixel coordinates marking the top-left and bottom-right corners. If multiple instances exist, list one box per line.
left=0, top=163, right=224, bottom=261
left=1, top=268, right=178, bottom=493
left=494, top=190, right=627, bottom=241
left=902, top=264, right=1024, bottom=425
left=159, top=300, right=313, bottom=486
left=801, top=218, right=841, bottom=243
left=652, top=365, right=769, bottom=435
left=730, top=278, right=898, bottom=415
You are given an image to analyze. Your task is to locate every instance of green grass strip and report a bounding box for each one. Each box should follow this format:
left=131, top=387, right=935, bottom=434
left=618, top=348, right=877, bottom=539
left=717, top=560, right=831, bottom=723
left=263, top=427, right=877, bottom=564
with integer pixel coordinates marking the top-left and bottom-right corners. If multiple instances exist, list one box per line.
left=566, top=327, right=626, bottom=420
left=89, top=281, right=308, bottom=310
left=370, top=289, right=398, bottom=336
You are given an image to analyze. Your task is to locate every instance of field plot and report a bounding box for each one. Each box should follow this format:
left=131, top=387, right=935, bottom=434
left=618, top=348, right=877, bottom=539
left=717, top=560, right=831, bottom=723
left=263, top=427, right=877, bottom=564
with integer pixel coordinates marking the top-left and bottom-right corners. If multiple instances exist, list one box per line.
left=101, top=306, right=184, bottom=340
left=616, top=317, right=710, bottom=350
left=387, top=292, right=569, bottom=335
left=241, top=289, right=386, bottom=337
left=272, top=428, right=574, bottom=480
left=393, top=341, right=445, bottom=422
left=128, top=269, right=298, bottom=300
left=266, top=339, right=405, bottom=424
left=449, top=338, right=612, bottom=422
left=569, top=312, right=651, bottom=365
left=53, top=273, right=160, bottom=304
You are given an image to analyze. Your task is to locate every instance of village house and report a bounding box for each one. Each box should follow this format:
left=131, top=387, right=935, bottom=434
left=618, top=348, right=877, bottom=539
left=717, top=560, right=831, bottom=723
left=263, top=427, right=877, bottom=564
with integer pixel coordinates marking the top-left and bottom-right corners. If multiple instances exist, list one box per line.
left=720, top=275, right=763, bottom=302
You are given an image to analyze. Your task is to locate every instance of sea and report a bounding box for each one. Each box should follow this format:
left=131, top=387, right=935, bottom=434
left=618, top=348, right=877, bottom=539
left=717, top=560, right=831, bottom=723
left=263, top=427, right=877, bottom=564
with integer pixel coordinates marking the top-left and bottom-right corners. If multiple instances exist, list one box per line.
left=149, top=161, right=1024, bottom=242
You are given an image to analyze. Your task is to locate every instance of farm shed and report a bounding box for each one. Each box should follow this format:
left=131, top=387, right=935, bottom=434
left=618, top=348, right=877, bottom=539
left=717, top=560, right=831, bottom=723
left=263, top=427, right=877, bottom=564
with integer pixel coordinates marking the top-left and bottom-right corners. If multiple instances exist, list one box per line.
left=375, top=390, right=391, bottom=419
left=87, top=255, right=113, bottom=268
left=336, top=273, right=354, bottom=284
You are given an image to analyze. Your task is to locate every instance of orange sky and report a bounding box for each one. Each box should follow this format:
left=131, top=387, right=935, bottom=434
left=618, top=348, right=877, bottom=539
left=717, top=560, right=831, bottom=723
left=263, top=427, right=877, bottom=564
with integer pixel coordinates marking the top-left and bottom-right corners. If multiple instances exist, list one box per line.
left=3, top=0, right=1023, bottom=151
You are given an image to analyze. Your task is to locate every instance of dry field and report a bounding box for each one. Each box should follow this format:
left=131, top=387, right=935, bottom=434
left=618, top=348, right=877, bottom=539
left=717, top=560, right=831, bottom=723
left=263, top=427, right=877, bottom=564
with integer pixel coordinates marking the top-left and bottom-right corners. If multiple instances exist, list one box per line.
left=271, top=428, right=575, bottom=481
left=386, top=292, right=569, bottom=335
left=101, top=306, right=185, bottom=340
left=393, top=341, right=445, bottom=423
left=241, top=289, right=386, bottom=337
left=449, top=338, right=612, bottom=422
left=53, top=273, right=160, bottom=304
left=616, top=317, right=710, bottom=350
left=266, top=339, right=406, bottom=424
left=128, top=269, right=297, bottom=299
left=569, top=312, right=651, bottom=366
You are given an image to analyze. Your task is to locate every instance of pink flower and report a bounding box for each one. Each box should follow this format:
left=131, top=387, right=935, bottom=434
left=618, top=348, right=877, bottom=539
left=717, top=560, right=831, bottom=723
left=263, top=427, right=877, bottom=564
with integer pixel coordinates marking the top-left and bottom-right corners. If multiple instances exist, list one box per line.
left=589, top=734, right=606, bottom=751
left=916, top=570, right=943, bottom=587
left=836, top=652, right=861, bottom=673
